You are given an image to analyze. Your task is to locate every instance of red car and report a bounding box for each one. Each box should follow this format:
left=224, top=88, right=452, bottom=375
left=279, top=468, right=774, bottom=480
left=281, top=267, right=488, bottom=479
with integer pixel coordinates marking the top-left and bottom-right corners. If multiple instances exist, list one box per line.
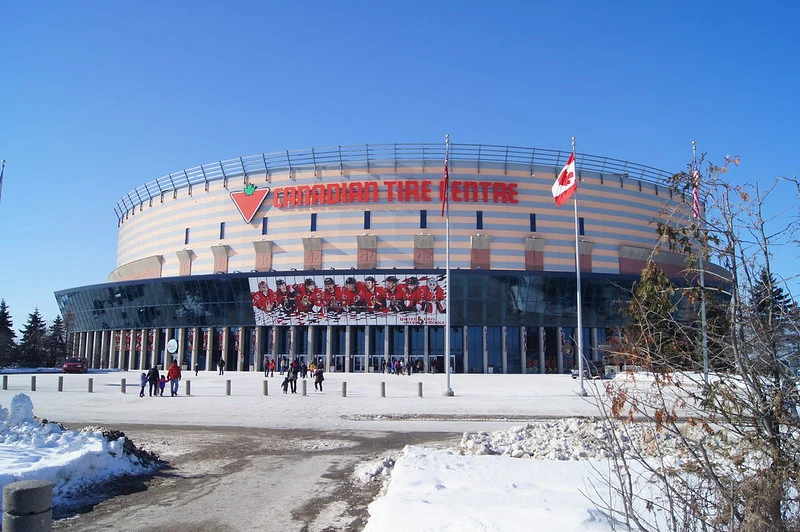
left=62, top=357, right=88, bottom=374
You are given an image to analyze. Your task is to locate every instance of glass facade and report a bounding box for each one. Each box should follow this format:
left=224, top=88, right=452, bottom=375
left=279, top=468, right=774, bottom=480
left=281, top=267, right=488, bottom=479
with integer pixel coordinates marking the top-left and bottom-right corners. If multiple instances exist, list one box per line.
left=57, top=269, right=640, bottom=374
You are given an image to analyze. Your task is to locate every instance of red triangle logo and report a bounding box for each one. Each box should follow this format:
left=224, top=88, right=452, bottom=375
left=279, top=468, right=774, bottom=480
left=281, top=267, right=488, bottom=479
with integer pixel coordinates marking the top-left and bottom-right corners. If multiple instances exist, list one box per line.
left=231, top=185, right=270, bottom=223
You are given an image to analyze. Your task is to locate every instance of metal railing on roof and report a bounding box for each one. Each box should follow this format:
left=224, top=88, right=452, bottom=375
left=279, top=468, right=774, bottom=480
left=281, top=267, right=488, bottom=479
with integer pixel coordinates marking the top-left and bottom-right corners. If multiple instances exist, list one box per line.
left=114, top=142, right=673, bottom=223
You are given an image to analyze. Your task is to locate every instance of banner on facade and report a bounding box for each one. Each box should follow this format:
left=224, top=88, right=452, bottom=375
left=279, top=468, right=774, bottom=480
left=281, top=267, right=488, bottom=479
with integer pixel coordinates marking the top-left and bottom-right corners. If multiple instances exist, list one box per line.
left=248, top=273, right=447, bottom=326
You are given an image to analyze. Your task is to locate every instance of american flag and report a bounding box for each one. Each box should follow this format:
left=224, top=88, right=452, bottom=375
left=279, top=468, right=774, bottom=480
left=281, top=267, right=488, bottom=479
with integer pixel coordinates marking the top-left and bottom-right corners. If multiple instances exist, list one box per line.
left=692, top=161, right=701, bottom=218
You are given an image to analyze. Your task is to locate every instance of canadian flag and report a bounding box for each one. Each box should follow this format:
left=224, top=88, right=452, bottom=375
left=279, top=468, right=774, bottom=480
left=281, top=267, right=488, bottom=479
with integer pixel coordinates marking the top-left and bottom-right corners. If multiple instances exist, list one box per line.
left=551, top=153, right=577, bottom=206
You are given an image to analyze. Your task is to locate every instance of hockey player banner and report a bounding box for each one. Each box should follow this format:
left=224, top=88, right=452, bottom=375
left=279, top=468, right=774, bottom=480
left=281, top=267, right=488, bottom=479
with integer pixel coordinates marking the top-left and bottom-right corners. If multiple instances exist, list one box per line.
left=248, top=273, right=448, bottom=326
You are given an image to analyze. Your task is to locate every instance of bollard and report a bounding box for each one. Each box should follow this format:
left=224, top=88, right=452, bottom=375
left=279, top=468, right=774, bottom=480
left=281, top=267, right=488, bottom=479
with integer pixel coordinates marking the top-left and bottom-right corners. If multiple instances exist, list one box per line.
left=185, top=380, right=191, bottom=396
left=418, top=382, right=423, bottom=398
left=226, top=379, right=231, bottom=396
left=380, top=381, right=386, bottom=398
left=2, top=375, right=7, bottom=390
left=341, top=381, right=347, bottom=397
left=301, top=379, right=307, bottom=396
left=88, top=378, right=93, bottom=393
left=3, top=479, right=53, bottom=531
left=58, top=376, right=63, bottom=392
left=263, top=380, right=268, bottom=396
left=31, top=376, right=36, bottom=392
left=121, top=378, right=126, bottom=394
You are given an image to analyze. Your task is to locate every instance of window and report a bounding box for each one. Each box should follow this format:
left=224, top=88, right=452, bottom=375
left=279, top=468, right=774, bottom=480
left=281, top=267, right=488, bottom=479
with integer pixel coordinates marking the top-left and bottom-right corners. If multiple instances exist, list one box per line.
left=578, top=217, right=585, bottom=236
left=219, top=222, right=225, bottom=239
left=420, top=210, right=427, bottom=229
left=184, top=228, right=190, bottom=245
left=310, top=213, right=317, bottom=232
left=476, top=211, right=484, bottom=230
left=364, top=211, right=371, bottom=230
left=529, top=213, right=536, bottom=232
left=261, top=217, right=268, bottom=236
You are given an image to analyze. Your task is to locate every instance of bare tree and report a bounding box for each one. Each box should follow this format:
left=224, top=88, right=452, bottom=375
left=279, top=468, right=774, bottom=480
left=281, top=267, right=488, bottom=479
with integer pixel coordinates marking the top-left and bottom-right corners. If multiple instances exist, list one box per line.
left=590, top=158, right=800, bottom=531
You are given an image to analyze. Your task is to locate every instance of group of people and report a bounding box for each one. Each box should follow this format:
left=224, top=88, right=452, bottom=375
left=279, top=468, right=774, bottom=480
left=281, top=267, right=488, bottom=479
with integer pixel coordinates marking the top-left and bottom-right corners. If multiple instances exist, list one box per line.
left=252, top=275, right=446, bottom=324
left=139, top=360, right=182, bottom=397
left=269, top=357, right=325, bottom=394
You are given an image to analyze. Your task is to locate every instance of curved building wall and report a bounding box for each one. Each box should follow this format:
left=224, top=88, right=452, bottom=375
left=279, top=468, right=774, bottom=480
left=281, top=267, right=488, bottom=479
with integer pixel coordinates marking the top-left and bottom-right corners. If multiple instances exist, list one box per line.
left=58, top=143, right=699, bottom=375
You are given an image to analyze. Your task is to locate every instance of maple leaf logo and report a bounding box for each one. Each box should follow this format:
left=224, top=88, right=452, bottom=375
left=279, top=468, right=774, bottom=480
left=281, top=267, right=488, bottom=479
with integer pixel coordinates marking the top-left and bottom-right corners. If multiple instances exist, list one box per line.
left=231, top=184, right=270, bottom=223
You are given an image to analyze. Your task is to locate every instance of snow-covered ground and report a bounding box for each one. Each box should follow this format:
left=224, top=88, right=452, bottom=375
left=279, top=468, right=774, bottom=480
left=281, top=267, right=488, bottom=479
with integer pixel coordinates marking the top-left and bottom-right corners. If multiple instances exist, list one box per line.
left=0, top=369, right=692, bottom=530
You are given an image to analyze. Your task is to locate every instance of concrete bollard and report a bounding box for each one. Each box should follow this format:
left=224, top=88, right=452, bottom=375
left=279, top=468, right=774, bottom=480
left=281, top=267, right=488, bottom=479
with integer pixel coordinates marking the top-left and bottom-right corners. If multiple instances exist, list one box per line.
left=226, top=379, right=231, bottom=396
left=380, top=381, right=386, bottom=397
left=301, top=379, right=307, bottom=396
left=2, top=375, right=6, bottom=390
left=88, top=378, right=93, bottom=393
left=185, top=380, right=191, bottom=396
left=341, top=381, right=347, bottom=397
left=58, top=376, right=63, bottom=392
left=418, top=382, right=423, bottom=398
left=121, top=378, right=126, bottom=394
left=263, top=380, right=268, bottom=396
left=3, top=479, right=53, bottom=531
left=31, top=376, right=36, bottom=391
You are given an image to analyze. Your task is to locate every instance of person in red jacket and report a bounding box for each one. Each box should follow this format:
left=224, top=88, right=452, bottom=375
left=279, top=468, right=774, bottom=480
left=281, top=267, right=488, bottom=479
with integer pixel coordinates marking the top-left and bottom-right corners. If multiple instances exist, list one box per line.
left=167, top=360, right=182, bottom=397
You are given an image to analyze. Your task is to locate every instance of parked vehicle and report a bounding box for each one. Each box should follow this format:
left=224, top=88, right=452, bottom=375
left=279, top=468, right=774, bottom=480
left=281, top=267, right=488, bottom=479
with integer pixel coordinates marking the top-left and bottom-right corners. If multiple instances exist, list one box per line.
left=62, top=357, right=88, bottom=374
left=571, top=360, right=606, bottom=379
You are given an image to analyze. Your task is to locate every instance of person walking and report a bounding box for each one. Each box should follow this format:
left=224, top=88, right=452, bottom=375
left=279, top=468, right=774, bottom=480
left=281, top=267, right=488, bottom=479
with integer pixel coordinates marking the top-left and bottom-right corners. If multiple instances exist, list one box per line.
left=146, top=366, right=160, bottom=397
left=287, top=363, right=298, bottom=394
left=158, top=374, right=167, bottom=396
left=268, top=358, right=275, bottom=377
left=167, top=360, right=182, bottom=396
left=313, top=366, right=325, bottom=391
left=263, top=355, right=269, bottom=377
left=218, top=357, right=225, bottom=375
left=139, top=372, right=147, bottom=397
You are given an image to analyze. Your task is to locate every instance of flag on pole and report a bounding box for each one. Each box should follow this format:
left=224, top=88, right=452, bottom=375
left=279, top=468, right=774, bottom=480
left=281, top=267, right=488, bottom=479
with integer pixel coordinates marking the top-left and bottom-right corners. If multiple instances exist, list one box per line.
left=551, top=153, right=577, bottom=206
left=441, top=147, right=449, bottom=217
left=0, top=160, right=5, bottom=203
left=691, top=161, right=701, bottom=218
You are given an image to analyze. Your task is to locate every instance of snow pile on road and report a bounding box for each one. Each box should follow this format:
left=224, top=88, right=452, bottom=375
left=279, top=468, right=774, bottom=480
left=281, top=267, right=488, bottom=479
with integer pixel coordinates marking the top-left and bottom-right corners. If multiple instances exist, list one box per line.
left=0, top=394, right=159, bottom=510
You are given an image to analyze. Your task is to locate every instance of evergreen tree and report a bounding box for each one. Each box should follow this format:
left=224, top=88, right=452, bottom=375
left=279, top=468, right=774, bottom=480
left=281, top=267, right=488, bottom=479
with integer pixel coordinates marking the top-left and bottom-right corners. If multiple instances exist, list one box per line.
left=44, top=315, right=68, bottom=367
left=17, top=308, right=48, bottom=368
left=0, top=299, right=16, bottom=368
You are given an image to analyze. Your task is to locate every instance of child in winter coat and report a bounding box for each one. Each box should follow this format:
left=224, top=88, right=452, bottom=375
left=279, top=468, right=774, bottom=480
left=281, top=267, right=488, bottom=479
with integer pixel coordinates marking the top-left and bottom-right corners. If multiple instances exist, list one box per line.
left=139, top=372, right=147, bottom=397
left=158, top=374, right=167, bottom=396
left=281, top=376, right=289, bottom=394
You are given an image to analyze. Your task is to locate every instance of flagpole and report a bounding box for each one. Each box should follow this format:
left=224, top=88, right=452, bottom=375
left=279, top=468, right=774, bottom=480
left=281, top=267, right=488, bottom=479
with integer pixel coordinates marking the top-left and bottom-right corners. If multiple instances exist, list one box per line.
left=571, top=137, right=587, bottom=397
left=693, top=141, right=709, bottom=385
left=443, top=134, right=454, bottom=396
left=0, top=160, right=5, bottom=204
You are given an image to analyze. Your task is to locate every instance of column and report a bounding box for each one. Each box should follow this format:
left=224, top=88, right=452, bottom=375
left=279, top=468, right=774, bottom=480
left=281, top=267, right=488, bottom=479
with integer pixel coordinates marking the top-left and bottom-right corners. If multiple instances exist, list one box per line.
left=482, top=326, right=488, bottom=374
left=344, top=325, right=351, bottom=373
left=99, top=330, right=108, bottom=369
left=462, top=327, right=469, bottom=375
left=289, top=325, right=297, bottom=363
left=403, top=325, right=409, bottom=367
left=365, top=325, right=372, bottom=372
left=254, top=326, right=264, bottom=371
left=78, top=333, right=86, bottom=362
left=270, top=326, right=278, bottom=365
left=139, top=329, right=147, bottom=370
left=383, top=325, right=390, bottom=371
left=307, top=326, right=315, bottom=368
left=501, top=326, right=508, bottom=374
left=519, top=327, right=526, bottom=374
left=221, top=328, right=229, bottom=371
left=325, top=325, right=333, bottom=372
left=205, top=329, right=213, bottom=371
left=236, top=327, right=245, bottom=371
left=177, top=327, right=186, bottom=367
left=151, top=328, right=161, bottom=369
left=538, top=327, right=545, bottom=375
left=190, top=327, right=200, bottom=372
left=557, top=326, right=564, bottom=374
left=92, top=331, right=101, bottom=369
left=423, top=325, right=430, bottom=374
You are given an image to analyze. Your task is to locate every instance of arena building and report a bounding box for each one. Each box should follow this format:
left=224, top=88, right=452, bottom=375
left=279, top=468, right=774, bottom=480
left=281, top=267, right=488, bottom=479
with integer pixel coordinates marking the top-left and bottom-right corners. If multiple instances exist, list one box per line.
left=56, top=142, right=703, bottom=375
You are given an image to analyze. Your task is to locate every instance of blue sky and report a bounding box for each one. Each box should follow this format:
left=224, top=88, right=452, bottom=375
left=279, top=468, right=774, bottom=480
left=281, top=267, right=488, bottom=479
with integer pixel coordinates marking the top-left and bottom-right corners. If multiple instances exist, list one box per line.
left=1, top=1, right=798, bottom=327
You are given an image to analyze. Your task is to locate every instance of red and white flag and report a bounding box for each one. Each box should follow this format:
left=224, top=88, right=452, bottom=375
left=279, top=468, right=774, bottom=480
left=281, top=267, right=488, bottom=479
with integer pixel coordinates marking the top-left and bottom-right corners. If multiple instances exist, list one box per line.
left=551, top=153, right=577, bottom=206
left=441, top=149, right=450, bottom=217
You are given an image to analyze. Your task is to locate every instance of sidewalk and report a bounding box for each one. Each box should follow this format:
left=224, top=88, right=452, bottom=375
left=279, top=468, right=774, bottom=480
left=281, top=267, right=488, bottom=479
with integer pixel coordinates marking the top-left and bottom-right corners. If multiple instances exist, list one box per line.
left=0, top=370, right=604, bottom=433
